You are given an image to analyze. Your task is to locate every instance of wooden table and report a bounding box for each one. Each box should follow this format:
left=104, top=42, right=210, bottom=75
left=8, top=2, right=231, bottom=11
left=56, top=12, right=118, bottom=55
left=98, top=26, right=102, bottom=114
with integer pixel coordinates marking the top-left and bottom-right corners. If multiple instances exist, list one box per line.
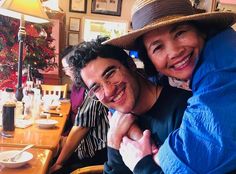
left=0, top=102, right=71, bottom=154
left=0, top=146, right=53, bottom=174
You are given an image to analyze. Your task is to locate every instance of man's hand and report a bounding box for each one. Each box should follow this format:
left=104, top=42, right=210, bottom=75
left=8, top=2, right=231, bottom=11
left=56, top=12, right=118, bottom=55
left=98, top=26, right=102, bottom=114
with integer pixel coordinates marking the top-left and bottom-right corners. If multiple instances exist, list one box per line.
left=119, top=130, right=153, bottom=171
left=107, top=111, right=136, bottom=149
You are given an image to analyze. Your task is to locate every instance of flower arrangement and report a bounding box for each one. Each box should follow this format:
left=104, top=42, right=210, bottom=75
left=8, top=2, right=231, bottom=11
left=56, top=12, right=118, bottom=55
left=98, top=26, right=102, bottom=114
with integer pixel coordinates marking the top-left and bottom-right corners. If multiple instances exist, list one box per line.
left=0, top=15, right=57, bottom=90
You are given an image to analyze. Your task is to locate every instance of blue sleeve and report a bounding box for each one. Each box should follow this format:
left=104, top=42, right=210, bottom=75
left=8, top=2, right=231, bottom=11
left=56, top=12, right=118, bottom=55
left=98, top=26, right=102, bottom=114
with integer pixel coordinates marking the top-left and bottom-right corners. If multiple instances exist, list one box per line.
left=157, top=28, right=236, bottom=173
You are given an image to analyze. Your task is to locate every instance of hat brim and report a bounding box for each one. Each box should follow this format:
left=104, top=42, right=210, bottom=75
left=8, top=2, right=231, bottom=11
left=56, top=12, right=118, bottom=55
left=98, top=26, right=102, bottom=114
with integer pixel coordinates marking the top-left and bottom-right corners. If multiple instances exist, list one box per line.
left=104, top=12, right=236, bottom=50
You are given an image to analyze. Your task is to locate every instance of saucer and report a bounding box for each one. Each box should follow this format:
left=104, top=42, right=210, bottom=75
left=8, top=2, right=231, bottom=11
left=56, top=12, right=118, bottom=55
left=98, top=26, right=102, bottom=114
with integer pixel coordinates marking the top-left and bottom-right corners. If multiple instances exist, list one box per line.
left=35, top=119, right=58, bottom=129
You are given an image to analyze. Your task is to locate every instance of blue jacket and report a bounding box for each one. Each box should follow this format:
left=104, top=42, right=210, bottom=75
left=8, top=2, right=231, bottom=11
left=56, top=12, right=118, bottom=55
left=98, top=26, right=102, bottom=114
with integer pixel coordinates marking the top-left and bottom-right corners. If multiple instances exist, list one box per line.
left=158, top=28, right=236, bottom=173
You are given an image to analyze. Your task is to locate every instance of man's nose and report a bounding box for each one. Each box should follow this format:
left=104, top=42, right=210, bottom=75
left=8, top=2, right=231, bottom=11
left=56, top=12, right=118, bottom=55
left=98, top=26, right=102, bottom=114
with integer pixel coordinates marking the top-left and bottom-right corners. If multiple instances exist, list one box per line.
left=103, top=82, right=116, bottom=98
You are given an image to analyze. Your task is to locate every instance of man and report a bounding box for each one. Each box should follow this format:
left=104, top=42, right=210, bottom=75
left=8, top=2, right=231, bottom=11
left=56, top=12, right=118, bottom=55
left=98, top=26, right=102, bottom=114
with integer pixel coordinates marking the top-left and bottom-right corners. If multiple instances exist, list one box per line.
left=68, top=37, right=192, bottom=173
left=49, top=46, right=109, bottom=174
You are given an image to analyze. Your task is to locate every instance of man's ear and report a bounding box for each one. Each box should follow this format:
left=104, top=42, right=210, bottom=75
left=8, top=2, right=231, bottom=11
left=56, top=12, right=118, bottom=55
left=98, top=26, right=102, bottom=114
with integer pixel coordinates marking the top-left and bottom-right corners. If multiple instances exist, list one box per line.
left=127, top=58, right=137, bottom=71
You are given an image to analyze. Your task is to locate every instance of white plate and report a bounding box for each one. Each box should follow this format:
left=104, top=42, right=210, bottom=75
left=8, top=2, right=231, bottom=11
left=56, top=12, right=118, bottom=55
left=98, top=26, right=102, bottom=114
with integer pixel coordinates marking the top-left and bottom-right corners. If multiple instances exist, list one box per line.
left=0, top=150, right=33, bottom=168
left=35, top=119, right=58, bottom=129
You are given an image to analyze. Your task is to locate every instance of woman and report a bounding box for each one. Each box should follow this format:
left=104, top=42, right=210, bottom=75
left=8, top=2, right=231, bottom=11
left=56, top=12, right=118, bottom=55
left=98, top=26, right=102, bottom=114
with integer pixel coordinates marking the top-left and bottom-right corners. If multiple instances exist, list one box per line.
left=105, top=0, right=236, bottom=173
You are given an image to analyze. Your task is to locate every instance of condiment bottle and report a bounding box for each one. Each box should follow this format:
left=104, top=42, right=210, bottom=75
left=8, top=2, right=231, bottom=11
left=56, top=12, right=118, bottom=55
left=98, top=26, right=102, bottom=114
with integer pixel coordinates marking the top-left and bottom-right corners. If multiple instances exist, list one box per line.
left=1, top=88, right=16, bottom=137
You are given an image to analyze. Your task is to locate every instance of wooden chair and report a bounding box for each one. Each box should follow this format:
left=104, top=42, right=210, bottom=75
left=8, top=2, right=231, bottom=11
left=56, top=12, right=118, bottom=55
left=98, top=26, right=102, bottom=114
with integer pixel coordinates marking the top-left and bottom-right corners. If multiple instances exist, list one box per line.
left=41, top=84, right=68, bottom=99
left=70, top=165, right=104, bottom=174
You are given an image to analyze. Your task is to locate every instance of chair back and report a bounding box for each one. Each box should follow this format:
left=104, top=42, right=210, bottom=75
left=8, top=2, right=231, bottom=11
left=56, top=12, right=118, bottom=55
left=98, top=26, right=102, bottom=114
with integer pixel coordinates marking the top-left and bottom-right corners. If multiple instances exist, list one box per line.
left=41, top=84, right=68, bottom=99
left=70, top=165, right=104, bottom=174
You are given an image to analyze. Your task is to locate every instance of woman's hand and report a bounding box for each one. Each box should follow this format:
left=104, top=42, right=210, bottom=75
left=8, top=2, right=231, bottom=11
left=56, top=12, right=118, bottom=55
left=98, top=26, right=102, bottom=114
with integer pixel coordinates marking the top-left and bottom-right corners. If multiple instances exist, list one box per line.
left=119, top=130, right=153, bottom=171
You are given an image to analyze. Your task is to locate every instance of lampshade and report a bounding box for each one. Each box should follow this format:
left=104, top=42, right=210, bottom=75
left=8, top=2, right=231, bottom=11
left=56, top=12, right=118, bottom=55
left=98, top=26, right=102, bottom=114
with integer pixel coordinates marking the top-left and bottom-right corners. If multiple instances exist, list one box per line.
left=0, top=0, right=49, bottom=23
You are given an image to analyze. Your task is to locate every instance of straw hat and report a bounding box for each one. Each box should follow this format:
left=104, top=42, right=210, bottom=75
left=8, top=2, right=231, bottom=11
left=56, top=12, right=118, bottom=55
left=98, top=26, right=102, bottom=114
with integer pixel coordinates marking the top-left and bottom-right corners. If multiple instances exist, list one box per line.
left=104, top=0, right=236, bottom=50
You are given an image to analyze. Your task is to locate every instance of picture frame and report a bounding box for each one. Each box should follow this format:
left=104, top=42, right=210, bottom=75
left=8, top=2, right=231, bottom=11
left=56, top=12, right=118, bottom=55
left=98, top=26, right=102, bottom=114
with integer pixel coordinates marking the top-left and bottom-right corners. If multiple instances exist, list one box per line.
left=69, top=17, right=81, bottom=32
left=84, top=18, right=127, bottom=41
left=91, top=0, right=122, bottom=16
left=69, top=0, right=87, bottom=13
left=68, top=32, right=79, bottom=46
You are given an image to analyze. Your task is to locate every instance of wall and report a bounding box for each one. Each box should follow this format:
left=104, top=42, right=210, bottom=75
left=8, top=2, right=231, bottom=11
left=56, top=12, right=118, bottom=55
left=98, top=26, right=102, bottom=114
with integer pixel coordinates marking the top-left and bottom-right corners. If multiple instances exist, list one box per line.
left=217, top=0, right=236, bottom=29
left=58, top=0, right=135, bottom=89
left=59, top=0, right=135, bottom=45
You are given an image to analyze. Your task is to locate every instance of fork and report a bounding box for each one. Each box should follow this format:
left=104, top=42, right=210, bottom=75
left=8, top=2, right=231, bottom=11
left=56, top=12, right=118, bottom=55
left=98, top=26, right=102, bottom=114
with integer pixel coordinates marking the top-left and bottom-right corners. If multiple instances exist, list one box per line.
left=3, top=144, right=34, bottom=162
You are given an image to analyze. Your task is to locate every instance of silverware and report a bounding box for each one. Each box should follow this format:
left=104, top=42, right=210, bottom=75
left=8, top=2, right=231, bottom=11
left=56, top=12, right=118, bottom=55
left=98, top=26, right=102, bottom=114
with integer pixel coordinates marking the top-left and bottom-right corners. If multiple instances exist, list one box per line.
left=43, top=111, right=62, bottom=117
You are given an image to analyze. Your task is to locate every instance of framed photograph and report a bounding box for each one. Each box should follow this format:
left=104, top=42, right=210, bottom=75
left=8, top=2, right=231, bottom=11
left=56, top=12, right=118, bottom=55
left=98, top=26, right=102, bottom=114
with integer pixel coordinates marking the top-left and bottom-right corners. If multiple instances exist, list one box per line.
left=91, top=0, right=122, bottom=16
left=69, top=0, right=87, bottom=13
left=68, top=32, right=79, bottom=46
left=69, top=17, right=81, bottom=31
left=84, top=18, right=127, bottom=41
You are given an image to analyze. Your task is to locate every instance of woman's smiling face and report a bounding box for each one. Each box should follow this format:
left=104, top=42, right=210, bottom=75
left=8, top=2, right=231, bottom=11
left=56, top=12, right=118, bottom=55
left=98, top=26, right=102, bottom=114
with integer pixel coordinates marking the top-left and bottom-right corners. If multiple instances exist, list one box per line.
left=143, top=23, right=205, bottom=80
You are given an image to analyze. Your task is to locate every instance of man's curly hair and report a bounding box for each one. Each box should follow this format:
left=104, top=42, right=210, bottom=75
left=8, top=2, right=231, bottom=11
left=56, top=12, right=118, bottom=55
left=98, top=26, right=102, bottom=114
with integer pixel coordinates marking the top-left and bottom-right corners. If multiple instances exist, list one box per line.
left=66, top=36, right=132, bottom=88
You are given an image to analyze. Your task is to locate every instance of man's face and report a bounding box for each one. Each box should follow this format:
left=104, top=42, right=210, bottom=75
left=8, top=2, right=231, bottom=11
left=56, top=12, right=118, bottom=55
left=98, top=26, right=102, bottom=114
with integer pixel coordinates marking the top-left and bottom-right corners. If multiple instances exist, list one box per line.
left=81, top=57, right=140, bottom=113
left=143, top=23, right=205, bottom=80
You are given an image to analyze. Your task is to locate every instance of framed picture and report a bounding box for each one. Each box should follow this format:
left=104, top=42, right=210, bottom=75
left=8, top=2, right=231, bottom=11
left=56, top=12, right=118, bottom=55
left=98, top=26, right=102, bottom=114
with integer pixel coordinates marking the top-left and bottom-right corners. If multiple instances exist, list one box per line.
left=68, top=32, right=79, bottom=46
left=69, top=0, right=87, bottom=13
left=69, top=17, right=81, bottom=31
left=91, top=0, right=122, bottom=16
left=84, top=18, right=127, bottom=41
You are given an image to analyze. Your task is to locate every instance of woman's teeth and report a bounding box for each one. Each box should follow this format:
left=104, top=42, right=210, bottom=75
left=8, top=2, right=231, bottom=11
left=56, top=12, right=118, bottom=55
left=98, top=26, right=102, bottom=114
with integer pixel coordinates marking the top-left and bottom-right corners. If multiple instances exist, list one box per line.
left=174, top=57, right=190, bottom=69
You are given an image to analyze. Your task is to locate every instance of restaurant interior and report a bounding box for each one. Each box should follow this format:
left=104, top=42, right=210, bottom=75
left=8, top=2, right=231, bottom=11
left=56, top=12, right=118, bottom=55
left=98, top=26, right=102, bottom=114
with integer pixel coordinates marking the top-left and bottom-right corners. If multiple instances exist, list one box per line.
left=0, top=0, right=235, bottom=173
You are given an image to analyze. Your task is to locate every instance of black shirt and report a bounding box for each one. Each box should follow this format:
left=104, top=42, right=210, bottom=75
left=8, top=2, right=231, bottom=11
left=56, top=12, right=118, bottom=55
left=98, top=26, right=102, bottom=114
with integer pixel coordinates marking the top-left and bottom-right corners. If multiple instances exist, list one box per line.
left=104, top=85, right=192, bottom=174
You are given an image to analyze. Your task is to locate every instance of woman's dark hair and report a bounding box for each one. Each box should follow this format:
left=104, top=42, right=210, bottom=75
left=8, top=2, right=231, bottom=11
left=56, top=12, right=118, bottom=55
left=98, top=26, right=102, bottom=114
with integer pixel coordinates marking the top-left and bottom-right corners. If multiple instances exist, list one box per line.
left=66, top=36, right=132, bottom=87
left=136, top=40, right=166, bottom=85
left=137, top=37, right=157, bottom=78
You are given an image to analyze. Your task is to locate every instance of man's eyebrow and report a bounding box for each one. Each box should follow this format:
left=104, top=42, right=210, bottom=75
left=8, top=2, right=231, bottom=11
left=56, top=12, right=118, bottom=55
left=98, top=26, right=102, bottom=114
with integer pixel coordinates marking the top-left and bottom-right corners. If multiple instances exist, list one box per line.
left=102, top=65, right=116, bottom=77
left=88, top=65, right=116, bottom=89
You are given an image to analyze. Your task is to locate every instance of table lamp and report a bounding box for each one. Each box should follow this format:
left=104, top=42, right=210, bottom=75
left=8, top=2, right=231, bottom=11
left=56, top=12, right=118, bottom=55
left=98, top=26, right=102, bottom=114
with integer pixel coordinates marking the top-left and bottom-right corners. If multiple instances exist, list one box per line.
left=0, top=0, right=49, bottom=101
